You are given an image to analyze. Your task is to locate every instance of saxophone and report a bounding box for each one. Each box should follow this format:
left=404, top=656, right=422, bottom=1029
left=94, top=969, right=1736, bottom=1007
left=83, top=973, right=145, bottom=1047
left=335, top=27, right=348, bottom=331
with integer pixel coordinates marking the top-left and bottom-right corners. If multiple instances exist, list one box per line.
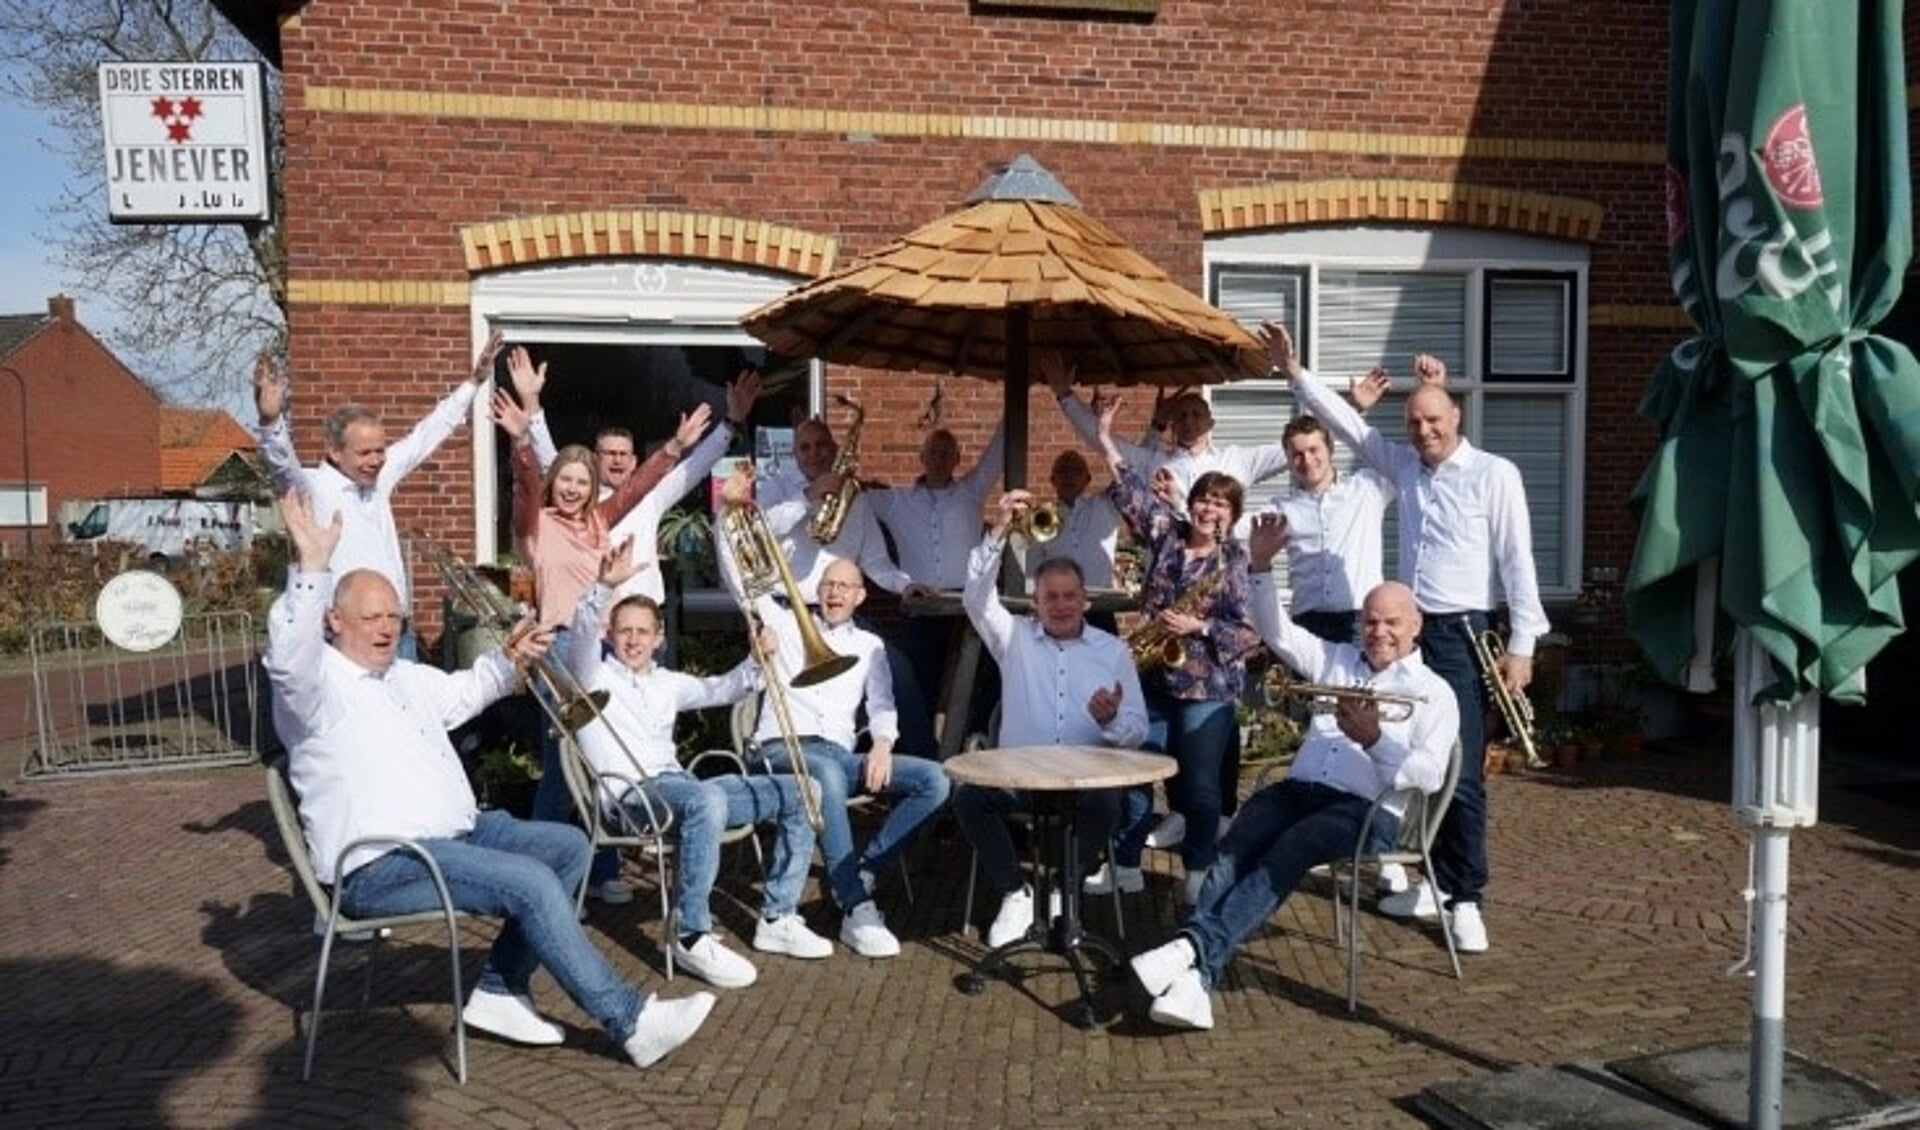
left=807, top=394, right=864, bottom=544
left=1127, top=537, right=1226, bottom=672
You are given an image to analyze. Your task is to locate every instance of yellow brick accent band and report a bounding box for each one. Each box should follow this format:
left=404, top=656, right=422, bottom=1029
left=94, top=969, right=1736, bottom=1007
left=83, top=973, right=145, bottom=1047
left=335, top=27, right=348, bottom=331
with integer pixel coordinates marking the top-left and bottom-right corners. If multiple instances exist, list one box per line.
left=303, top=85, right=1665, bottom=166
left=458, top=211, right=838, bottom=277
left=1199, top=179, right=1607, bottom=241
left=286, top=278, right=471, bottom=307
left=1591, top=304, right=1694, bottom=330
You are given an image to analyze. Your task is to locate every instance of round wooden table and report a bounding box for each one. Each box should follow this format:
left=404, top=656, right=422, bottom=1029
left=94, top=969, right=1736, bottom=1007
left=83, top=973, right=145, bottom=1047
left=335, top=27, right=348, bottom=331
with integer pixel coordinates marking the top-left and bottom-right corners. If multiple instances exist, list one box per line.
left=943, top=745, right=1176, bottom=1028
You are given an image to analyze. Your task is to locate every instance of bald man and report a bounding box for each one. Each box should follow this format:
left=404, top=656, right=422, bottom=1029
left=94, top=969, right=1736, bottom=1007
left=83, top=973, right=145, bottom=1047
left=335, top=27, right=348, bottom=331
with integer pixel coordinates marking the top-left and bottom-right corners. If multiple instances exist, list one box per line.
left=1130, top=515, right=1459, bottom=1030
left=1266, top=323, right=1547, bottom=956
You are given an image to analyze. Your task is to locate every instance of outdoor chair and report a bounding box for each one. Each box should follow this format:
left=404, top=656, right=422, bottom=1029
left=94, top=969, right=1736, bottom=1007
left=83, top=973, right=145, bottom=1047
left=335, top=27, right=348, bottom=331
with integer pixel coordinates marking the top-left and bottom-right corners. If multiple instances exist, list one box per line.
left=1252, top=739, right=1465, bottom=1012
left=554, top=733, right=767, bottom=981
left=264, top=756, right=471, bottom=1084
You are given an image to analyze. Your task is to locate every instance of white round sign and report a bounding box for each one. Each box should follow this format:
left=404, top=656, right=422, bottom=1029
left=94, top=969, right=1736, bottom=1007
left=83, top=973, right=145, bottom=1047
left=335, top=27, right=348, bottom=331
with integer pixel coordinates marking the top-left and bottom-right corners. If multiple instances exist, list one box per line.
left=95, top=571, right=185, bottom=653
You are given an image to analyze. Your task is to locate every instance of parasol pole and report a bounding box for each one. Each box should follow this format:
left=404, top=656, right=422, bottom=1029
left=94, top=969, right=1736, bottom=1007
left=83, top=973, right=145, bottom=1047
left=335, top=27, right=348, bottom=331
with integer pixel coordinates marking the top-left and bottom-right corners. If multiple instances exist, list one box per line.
left=1001, top=307, right=1031, bottom=597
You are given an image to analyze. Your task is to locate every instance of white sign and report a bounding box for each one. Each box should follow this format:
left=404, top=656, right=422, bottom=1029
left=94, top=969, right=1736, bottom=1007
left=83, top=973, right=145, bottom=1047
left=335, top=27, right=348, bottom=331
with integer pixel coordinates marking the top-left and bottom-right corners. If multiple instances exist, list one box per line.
left=95, top=571, right=185, bottom=653
left=98, top=61, right=270, bottom=223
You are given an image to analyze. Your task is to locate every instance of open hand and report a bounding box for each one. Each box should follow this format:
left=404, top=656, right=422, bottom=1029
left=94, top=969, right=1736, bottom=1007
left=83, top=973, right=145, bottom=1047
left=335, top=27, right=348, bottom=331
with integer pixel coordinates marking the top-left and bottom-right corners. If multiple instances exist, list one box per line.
left=506, top=345, right=546, bottom=407
left=1257, top=321, right=1300, bottom=378
left=1351, top=366, right=1391, bottom=412
left=470, top=329, right=506, bottom=385
left=1248, top=512, right=1288, bottom=571
left=278, top=489, right=342, bottom=572
left=490, top=388, right=530, bottom=439
left=253, top=352, right=288, bottom=425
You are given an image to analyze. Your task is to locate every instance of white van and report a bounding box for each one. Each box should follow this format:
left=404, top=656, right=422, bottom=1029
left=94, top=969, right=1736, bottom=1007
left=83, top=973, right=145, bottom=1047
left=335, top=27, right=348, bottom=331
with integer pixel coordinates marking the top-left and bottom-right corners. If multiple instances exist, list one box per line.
left=63, top=497, right=254, bottom=567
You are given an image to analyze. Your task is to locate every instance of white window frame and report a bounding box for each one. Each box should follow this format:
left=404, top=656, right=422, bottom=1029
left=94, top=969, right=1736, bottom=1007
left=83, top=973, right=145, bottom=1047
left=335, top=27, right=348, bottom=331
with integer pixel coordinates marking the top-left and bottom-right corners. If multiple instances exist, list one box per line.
left=1204, top=225, right=1588, bottom=601
left=468, top=259, right=822, bottom=563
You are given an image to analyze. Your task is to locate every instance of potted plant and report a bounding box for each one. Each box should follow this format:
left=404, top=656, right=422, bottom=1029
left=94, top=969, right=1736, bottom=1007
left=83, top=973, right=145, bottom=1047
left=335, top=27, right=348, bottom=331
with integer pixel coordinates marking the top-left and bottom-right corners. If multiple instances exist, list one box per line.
left=473, top=740, right=542, bottom=818
left=657, top=507, right=717, bottom=589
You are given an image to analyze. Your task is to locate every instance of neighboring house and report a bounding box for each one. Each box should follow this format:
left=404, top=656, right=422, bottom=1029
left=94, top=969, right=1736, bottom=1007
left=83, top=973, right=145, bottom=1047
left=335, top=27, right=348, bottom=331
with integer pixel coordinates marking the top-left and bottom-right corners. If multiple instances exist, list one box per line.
left=209, top=1, right=1920, bottom=653
left=159, top=406, right=269, bottom=500
left=0, top=295, right=163, bottom=548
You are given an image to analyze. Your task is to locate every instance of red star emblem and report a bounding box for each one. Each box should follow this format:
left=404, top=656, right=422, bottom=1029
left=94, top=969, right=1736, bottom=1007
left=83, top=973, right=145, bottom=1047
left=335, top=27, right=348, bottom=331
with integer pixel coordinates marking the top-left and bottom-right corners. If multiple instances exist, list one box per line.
left=151, top=96, right=175, bottom=118
left=166, top=120, right=192, bottom=143
left=179, top=96, right=203, bottom=119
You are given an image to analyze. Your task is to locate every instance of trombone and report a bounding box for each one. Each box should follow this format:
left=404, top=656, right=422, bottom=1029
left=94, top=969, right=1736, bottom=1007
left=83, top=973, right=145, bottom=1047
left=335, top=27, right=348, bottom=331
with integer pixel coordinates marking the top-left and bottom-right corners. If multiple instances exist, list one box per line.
left=1466, top=626, right=1544, bottom=769
left=419, top=535, right=672, bottom=837
left=1260, top=668, right=1426, bottom=724
left=719, top=500, right=856, bottom=832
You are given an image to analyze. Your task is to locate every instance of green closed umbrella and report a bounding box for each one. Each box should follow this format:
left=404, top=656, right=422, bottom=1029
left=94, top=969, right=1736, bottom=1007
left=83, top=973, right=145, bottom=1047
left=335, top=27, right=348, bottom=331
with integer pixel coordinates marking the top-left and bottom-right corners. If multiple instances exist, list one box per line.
left=1625, top=2, right=1920, bottom=1125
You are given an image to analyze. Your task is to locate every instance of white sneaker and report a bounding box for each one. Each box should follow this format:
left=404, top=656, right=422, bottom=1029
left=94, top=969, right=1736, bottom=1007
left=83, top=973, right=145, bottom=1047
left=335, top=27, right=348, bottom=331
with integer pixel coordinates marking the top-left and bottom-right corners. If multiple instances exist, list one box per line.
left=986, top=885, right=1035, bottom=948
left=587, top=879, right=634, bottom=906
left=671, top=934, right=758, bottom=988
left=461, top=987, right=565, bottom=1046
left=1146, top=966, right=1215, bottom=1030
left=752, top=914, right=833, bottom=959
left=840, top=900, right=901, bottom=958
left=624, top=992, right=716, bottom=1068
left=1377, top=862, right=1411, bottom=895
left=1129, top=935, right=1197, bottom=998
left=1379, top=879, right=1441, bottom=920
left=1448, top=902, right=1489, bottom=954
left=1181, top=870, right=1206, bottom=907
left=1083, top=863, right=1146, bottom=896
left=1144, top=812, right=1187, bottom=850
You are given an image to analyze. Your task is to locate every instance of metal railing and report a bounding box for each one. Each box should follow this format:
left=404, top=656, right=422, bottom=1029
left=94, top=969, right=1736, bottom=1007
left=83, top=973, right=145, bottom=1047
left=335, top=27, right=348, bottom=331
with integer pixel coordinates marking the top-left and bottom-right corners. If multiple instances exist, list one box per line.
left=24, top=611, right=259, bottom=776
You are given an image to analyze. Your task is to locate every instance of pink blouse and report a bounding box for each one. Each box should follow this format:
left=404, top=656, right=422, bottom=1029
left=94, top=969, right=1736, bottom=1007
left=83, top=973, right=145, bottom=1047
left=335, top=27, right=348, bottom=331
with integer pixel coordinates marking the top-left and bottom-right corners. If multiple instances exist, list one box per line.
left=512, top=439, right=677, bottom=629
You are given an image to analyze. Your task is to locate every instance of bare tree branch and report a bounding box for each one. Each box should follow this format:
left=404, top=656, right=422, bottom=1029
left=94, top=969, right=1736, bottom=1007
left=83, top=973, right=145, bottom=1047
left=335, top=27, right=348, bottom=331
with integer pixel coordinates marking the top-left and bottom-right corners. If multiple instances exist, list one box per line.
left=0, top=0, right=285, bottom=406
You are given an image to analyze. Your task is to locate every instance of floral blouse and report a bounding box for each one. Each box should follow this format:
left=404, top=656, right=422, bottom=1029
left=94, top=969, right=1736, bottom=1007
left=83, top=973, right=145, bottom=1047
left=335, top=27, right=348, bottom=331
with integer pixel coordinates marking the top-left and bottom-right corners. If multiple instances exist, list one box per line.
left=1108, top=464, right=1261, bottom=702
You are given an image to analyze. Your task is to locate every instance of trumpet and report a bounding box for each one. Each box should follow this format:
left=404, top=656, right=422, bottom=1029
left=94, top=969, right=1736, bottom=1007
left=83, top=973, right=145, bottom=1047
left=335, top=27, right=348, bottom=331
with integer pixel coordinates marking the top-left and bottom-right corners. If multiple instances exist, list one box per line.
left=1467, top=626, right=1543, bottom=769
left=720, top=500, right=856, bottom=831
left=1261, top=668, right=1426, bottom=723
left=1008, top=500, right=1061, bottom=544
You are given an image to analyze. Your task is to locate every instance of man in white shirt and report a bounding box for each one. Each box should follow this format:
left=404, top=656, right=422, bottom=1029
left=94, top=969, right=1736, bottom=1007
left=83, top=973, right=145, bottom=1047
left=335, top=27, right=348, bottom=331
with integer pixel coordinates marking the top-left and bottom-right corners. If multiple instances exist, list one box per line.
left=754, top=416, right=927, bottom=603
left=1265, top=322, right=1548, bottom=954
left=1257, top=414, right=1395, bottom=646
left=265, top=491, right=713, bottom=1069
left=1131, top=514, right=1458, bottom=1030
left=717, top=483, right=951, bottom=959
left=253, top=331, right=504, bottom=661
left=1041, top=352, right=1290, bottom=519
left=956, top=490, right=1150, bottom=949
left=868, top=420, right=1006, bottom=755
left=564, top=543, right=829, bottom=989
left=1028, top=450, right=1122, bottom=633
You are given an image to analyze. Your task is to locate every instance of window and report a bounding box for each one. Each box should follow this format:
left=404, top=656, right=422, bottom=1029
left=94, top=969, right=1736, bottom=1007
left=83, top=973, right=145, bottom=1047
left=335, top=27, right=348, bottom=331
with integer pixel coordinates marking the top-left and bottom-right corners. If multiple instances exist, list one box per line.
left=1206, top=226, right=1586, bottom=597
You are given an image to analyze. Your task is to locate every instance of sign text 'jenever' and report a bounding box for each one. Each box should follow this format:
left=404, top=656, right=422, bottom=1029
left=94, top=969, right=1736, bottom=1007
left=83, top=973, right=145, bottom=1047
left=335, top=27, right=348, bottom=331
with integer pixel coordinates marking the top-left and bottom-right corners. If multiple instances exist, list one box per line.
left=98, top=61, right=270, bottom=224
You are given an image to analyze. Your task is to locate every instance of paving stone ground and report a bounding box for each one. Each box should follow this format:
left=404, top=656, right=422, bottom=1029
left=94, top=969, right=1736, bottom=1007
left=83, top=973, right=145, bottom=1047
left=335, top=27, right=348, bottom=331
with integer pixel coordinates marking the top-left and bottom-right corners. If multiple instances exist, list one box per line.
left=1, top=743, right=1915, bottom=1128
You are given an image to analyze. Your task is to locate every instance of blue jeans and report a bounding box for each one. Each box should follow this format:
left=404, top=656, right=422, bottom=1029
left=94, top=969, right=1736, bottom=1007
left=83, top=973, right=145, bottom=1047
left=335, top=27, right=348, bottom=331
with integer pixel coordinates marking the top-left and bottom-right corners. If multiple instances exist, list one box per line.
left=617, top=772, right=812, bottom=936
left=1418, top=613, right=1487, bottom=907
left=1135, top=689, right=1238, bottom=872
left=338, top=810, right=645, bottom=1044
left=753, top=736, right=951, bottom=909
left=953, top=783, right=1121, bottom=896
left=1181, top=779, right=1397, bottom=989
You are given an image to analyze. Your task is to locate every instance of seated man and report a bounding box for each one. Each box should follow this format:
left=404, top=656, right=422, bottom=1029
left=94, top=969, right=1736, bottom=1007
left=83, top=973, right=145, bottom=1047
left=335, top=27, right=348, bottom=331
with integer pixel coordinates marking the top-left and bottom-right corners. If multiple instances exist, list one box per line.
left=1129, top=514, right=1458, bottom=1030
left=718, top=471, right=952, bottom=959
left=954, top=490, right=1149, bottom=949
left=266, top=491, right=713, bottom=1069
left=564, top=539, right=830, bottom=989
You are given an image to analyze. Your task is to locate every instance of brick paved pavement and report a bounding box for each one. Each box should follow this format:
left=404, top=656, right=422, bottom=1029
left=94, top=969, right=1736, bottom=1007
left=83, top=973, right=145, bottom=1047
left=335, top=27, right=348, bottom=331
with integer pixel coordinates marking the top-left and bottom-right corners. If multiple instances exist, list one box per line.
left=0, top=746, right=1915, bottom=1128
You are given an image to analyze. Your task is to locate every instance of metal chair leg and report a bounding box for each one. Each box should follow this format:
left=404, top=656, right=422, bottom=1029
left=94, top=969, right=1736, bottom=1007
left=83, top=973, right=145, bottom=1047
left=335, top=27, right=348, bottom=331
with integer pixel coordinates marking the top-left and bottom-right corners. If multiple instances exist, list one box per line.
left=961, top=851, right=979, bottom=939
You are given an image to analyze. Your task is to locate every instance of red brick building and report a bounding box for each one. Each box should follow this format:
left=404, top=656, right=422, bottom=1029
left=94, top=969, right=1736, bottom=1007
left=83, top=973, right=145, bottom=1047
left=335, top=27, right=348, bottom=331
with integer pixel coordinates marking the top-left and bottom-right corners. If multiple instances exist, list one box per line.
left=0, top=295, right=164, bottom=548
left=210, top=2, right=1919, bottom=653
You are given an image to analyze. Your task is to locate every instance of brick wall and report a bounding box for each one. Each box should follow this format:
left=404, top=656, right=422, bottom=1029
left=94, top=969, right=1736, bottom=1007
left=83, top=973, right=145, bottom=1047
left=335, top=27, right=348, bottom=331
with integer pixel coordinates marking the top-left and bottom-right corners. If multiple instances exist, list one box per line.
left=0, top=301, right=162, bottom=543
left=268, top=0, right=1867, bottom=640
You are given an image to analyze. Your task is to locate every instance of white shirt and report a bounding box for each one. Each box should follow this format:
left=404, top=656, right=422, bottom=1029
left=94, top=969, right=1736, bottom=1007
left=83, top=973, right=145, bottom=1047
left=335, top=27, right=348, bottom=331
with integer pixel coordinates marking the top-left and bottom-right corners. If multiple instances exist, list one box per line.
left=1058, top=393, right=1290, bottom=518
left=964, top=536, right=1148, bottom=749
left=1025, top=493, right=1119, bottom=590
left=1291, top=369, right=1550, bottom=657
left=715, top=531, right=898, bottom=750
left=868, top=423, right=1005, bottom=590
left=257, top=382, right=480, bottom=608
left=1257, top=468, right=1395, bottom=614
left=604, top=421, right=734, bottom=604
left=564, top=583, right=760, bottom=797
left=1249, top=573, right=1454, bottom=818
left=755, top=468, right=913, bottom=600
left=266, top=569, right=516, bottom=883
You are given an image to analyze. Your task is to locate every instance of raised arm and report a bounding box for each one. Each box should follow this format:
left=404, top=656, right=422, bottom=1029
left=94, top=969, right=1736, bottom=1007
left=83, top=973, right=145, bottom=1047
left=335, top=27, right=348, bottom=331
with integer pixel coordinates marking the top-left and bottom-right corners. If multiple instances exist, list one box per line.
left=379, top=329, right=504, bottom=490
left=508, top=345, right=559, bottom=471
left=494, top=389, right=545, bottom=548
left=261, top=490, right=344, bottom=733
left=1245, top=513, right=1333, bottom=679
left=962, top=492, right=1028, bottom=663
left=1261, top=321, right=1400, bottom=478
left=956, top=418, right=1008, bottom=500
left=1042, top=351, right=1151, bottom=467
left=252, top=353, right=306, bottom=494
left=599, top=402, right=712, bottom=527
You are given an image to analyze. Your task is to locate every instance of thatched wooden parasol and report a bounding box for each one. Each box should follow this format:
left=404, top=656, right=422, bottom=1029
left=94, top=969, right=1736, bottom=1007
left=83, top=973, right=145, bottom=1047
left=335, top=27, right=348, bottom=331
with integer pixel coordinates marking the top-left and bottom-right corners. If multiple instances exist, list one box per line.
left=743, top=154, right=1267, bottom=495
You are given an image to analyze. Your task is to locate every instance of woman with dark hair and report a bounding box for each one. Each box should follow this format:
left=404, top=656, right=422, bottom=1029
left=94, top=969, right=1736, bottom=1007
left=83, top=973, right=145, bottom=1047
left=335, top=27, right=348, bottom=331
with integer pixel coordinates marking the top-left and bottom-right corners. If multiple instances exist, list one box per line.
left=1093, top=396, right=1261, bottom=905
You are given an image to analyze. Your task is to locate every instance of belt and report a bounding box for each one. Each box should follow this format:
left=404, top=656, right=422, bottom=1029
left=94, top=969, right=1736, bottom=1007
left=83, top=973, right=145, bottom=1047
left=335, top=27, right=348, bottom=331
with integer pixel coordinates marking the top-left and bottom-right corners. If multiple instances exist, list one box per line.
left=1419, top=609, right=1488, bottom=623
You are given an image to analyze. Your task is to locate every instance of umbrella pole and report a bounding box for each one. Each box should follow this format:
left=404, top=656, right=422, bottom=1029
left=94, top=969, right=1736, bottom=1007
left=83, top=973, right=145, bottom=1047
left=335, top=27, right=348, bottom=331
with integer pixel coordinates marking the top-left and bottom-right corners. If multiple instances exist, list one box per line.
left=1000, top=309, right=1030, bottom=598
left=1730, top=629, right=1819, bottom=1130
